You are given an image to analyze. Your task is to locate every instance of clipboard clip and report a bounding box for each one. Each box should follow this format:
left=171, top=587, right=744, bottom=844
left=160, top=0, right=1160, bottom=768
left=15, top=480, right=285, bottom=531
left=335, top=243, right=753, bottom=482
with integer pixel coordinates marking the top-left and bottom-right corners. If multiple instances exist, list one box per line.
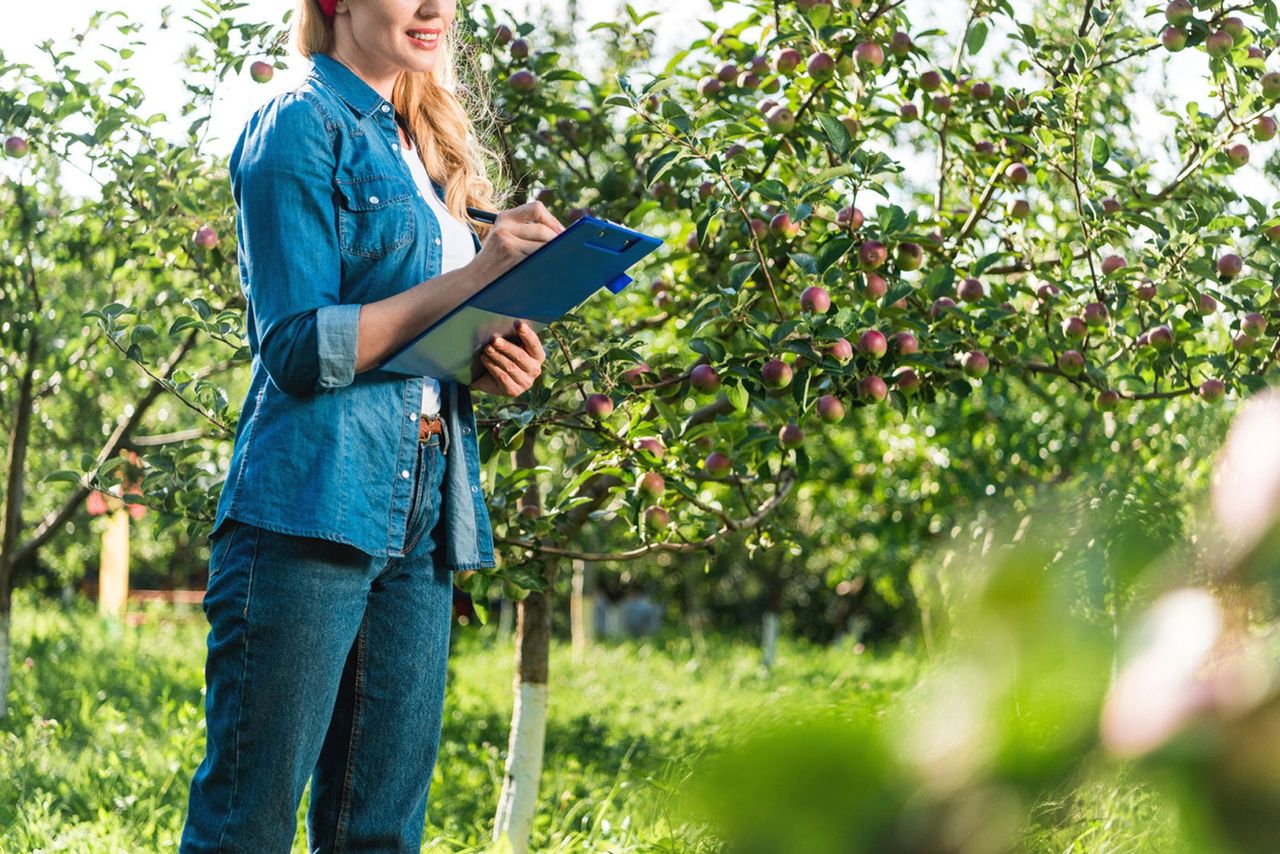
left=605, top=273, right=632, bottom=294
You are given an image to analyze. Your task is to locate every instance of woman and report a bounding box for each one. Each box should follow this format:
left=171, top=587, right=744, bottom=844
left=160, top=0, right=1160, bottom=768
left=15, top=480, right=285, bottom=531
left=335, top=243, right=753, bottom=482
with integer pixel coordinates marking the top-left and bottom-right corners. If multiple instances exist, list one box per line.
left=180, top=1, right=563, bottom=850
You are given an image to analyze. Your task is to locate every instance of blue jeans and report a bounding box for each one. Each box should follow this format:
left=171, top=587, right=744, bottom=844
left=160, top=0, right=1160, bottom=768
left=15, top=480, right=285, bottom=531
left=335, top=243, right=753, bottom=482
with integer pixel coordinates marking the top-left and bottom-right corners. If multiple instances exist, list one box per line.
left=181, top=430, right=451, bottom=853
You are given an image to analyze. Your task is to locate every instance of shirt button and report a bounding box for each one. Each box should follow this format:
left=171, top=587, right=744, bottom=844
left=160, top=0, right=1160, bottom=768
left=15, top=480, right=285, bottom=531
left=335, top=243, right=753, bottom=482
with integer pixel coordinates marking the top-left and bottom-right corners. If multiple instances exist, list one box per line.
left=471, top=486, right=479, bottom=493
left=401, top=470, right=411, bottom=479
left=369, top=195, right=380, bottom=205
left=392, top=142, right=400, bottom=150
left=381, top=104, right=391, bottom=113
left=462, top=426, right=471, bottom=435
left=434, top=237, right=441, bottom=245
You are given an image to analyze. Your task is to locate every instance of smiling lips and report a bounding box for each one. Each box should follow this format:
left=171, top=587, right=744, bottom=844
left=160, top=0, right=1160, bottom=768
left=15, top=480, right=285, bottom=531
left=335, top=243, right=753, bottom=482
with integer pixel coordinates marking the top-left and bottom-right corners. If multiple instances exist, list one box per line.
left=407, top=29, right=441, bottom=49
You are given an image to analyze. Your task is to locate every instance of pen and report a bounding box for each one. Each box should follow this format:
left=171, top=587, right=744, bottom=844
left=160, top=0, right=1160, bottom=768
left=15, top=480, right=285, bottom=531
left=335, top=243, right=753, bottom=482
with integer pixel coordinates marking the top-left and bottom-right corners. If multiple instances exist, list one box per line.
left=466, top=207, right=498, bottom=224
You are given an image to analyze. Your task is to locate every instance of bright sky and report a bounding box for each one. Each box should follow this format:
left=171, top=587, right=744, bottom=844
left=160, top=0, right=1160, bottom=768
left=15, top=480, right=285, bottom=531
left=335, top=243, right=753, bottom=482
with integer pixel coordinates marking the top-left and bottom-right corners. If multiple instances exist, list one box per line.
left=3, top=1, right=1273, bottom=206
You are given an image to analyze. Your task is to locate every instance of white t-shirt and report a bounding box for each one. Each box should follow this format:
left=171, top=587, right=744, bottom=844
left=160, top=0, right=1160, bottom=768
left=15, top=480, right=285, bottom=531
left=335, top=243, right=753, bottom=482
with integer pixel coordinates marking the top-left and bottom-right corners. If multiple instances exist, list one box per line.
left=401, top=138, right=477, bottom=416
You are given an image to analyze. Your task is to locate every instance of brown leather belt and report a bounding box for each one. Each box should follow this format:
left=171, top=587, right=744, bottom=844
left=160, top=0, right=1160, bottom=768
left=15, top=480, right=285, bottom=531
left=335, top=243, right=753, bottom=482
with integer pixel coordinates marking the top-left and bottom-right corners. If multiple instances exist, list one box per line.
left=419, top=413, right=447, bottom=454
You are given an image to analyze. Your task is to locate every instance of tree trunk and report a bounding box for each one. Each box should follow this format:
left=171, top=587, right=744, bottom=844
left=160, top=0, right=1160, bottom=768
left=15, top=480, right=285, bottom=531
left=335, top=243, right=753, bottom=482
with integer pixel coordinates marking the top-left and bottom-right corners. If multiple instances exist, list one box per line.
left=0, top=334, right=37, bottom=719
left=761, top=611, right=780, bottom=671
left=497, top=596, right=514, bottom=640
left=492, top=576, right=552, bottom=854
left=493, top=432, right=551, bottom=853
left=569, top=558, right=595, bottom=660
left=489, top=425, right=623, bottom=852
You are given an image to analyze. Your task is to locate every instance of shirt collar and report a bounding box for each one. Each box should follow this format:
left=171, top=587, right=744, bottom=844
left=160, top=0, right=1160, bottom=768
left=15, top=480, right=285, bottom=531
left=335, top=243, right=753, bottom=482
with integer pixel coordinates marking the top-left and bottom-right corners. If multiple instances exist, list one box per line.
left=310, top=53, right=390, bottom=119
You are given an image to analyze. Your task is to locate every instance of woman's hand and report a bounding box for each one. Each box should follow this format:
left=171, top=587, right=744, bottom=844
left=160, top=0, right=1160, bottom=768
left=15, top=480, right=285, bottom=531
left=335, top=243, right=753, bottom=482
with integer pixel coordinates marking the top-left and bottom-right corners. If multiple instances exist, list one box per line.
left=469, top=201, right=564, bottom=284
left=471, top=320, right=546, bottom=398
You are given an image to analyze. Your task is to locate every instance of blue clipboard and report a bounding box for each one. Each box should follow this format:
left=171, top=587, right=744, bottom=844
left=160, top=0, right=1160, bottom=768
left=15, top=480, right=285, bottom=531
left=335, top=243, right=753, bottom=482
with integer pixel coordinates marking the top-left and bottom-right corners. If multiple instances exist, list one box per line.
left=378, top=215, right=662, bottom=383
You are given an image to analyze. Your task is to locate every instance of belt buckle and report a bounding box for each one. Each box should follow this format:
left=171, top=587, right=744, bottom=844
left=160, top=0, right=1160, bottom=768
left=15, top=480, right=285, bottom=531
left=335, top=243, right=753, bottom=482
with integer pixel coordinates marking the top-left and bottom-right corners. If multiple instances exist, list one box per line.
left=420, top=413, right=448, bottom=455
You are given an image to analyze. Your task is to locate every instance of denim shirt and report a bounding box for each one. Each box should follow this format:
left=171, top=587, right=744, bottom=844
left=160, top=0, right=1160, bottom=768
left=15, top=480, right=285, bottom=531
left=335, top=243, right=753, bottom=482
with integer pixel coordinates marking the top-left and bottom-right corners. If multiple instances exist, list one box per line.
left=210, top=53, right=496, bottom=569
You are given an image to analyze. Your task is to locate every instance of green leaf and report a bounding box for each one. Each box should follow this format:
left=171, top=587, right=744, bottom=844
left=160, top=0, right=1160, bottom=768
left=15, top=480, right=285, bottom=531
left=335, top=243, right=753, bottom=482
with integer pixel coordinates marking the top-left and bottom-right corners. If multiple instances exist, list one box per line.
left=754, top=179, right=789, bottom=202
left=1090, top=134, right=1110, bottom=171
left=726, top=382, right=749, bottom=412
left=729, top=261, right=758, bottom=290
left=818, top=114, right=850, bottom=156
left=43, top=470, right=84, bottom=485
left=791, top=253, right=817, bottom=275
left=965, top=20, right=989, bottom=55
left=815, top=237, right=852, bottom=273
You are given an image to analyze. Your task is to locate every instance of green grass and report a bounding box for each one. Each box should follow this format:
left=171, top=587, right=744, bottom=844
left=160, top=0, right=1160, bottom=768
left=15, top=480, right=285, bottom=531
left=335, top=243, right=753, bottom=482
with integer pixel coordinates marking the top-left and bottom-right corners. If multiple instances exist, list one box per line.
left=3, top=593, right=1183, bottom=852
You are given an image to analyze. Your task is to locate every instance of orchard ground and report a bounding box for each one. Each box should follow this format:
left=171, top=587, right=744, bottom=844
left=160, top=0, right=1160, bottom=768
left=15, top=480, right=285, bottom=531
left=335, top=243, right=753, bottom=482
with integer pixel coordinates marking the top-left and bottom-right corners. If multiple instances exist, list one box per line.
left=4, top=592, right=1186, bottom=853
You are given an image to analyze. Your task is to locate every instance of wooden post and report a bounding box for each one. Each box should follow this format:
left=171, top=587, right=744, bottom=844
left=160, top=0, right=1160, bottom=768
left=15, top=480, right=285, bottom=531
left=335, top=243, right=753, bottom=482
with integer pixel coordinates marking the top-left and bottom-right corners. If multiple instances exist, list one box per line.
left=570, top=558, right=595, bottom=660
left=98, top=506, right=130, bottom=617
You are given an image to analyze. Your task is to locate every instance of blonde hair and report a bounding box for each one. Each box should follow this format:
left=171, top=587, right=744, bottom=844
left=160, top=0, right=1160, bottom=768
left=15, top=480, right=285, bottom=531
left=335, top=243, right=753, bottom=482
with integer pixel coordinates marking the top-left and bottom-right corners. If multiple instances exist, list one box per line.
left=293, top=0, right=508, bottom=236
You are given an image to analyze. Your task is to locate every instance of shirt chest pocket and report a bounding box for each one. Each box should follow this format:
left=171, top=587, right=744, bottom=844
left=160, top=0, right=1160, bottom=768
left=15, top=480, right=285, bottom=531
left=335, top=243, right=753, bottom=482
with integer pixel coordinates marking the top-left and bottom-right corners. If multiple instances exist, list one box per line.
left=335, top=175, right=415, bottom=260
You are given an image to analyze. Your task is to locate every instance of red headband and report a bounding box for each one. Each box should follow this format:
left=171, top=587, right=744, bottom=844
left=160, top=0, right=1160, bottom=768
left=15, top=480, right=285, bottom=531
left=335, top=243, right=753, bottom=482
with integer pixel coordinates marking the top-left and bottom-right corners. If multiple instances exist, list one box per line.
left=316, top=0, right=337, bottom=16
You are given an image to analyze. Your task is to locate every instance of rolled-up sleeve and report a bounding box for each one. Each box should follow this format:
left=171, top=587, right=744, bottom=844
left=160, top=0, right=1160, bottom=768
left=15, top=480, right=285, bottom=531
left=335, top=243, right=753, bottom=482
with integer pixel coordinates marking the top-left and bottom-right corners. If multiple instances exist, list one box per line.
left=231, top=93, right=358, bottom=396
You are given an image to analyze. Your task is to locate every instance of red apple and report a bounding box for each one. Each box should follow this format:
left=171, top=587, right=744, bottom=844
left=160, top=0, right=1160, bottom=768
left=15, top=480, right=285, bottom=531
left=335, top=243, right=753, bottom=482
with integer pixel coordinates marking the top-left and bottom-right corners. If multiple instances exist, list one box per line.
left=699, top=76, right=724, bottom=97
left=762, top=358, right=794, bottom=389
left=961, top=350, right=989, bottom=378
left=932, top=95, right=953, bottom=113
left=4, top=136, right=28, bottom=158
left=634, top=436, right=665, bottom=460
left=1006, top=162, right=1029, bottom=184
left=892, top=332, right=919, bottom=355
left=690, top=364, right=721, bottom=393
left=638, top=471, right=666, bottom=498
left=1100, top=196, right=1121, bottom=215
left=1204, top=30, right=1233, bottom=57
left=717, top=62, right=740, bottom=83
left=857, top=375, right=888, bottom=401
left=704, top=451, right=732, bottom=477
left=771, top=211, right=801, bottom=238
left=816, top=395, right=845, bottom=423
left=508, top=69, right=538, bottom=92
left=1135, top=280, right=1158, bottom=300
left=899, top=103, right=919, bottom=122
left=1198, top=293, right=1219, bottom=315
left=1242, top=312, right=1267, bottom=337
left=1149, top=324, right=1174, bottom=351
left=494, top=24, right=514, bottom=45
left=643, top=505, right=671, bottom=532
left=890, top=31, right=913, bottom=59
left=1233, top=333, right=1257, bottom=354
left=826, top=338, right=854, bottom=363
left=1100, top=254, right=1127, bottom=276
left=1162, top=27, right=1189, bottom=52
left=1165, top=0, right=1193, bottom=24
left=1058, top=350, right=1084, bottom=376
left=585, top=393, right=614, bottom=419
left=863, top=273, right=887, bottom=299
left=896, top=242, right=923, bottom=270
left=1199, top=378, right=1226, bottom=402
left=778, top=422, right=805, bottom=448
left=930, top=296, right=957, bottom=318
left=250, top=61, right=274, bottom=83
left=854, top=42, right=885, bottom=68
left=859, top=240, right=888, bottom=270
left=858, top=329, right=888, bottom=359
left=774, top=47, right=802, bottom=75
left=1009, top=199, right=1032, bottom=219
left=1084, top=301, right=1109, bottom=327
left=970, top=80, right=993, bottom=100
left=1226, top=143, right=1250, bottom=168
left=957, top=277, right=985, bottom=302
left=919, top=70, right=943, bottom=91
left=1062, top=316, right=1088, bottom=340
left=1263, top=72, right=1280, bottom=101
left=510, top=38, right=531, bottom=59
left=807, top=51, right=836, bottom=81
left=894, top=367, right=921, bottom=393
left=193, top=226, right=218, bottom=249
left=1096, top=390, right=1121, bottom=411
left=836, top=206, right=865, bottom=229
left=1253, top=116, right=1278, bottom=142
left=1217, top=253, right=1243, bottom=279
left=800, top=286, right=830, bottom=313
